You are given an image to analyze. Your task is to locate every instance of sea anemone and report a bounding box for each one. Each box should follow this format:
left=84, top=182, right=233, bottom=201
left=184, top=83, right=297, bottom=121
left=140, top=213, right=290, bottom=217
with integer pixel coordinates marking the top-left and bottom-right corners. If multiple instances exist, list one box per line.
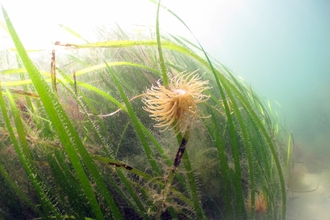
left=143, top=70, right=210, bottom=133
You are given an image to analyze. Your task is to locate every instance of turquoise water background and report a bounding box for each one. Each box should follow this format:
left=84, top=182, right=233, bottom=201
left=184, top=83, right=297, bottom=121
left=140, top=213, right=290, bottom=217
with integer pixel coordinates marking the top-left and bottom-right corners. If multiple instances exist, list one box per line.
left=168, top=0, right=330, bottom=149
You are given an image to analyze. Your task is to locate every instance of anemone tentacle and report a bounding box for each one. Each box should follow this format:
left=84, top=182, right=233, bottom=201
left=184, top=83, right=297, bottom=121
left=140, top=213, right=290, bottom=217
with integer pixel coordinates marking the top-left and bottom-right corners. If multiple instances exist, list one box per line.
left=143, top=70, right=210, bottom=133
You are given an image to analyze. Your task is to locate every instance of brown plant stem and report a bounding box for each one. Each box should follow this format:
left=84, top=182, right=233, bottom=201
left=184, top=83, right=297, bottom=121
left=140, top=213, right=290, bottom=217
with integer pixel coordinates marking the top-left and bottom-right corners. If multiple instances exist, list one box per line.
left=156, top=130, right=190, bottom=219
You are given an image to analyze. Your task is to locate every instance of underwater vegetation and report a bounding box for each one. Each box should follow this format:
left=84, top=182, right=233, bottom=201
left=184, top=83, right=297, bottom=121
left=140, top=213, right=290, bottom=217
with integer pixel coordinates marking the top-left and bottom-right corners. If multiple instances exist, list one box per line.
left=0, top=2, right=289, bottom=220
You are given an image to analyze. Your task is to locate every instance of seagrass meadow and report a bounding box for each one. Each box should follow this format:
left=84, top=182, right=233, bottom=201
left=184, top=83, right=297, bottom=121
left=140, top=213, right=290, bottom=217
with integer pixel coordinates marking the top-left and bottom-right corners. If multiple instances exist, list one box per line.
left=0, top=2, right=290, bottom=220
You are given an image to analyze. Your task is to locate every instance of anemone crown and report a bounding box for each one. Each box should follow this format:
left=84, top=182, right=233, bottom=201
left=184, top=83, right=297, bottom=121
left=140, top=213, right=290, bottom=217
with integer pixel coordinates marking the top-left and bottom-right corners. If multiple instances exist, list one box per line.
left=143, top=71, right=210, bottom=133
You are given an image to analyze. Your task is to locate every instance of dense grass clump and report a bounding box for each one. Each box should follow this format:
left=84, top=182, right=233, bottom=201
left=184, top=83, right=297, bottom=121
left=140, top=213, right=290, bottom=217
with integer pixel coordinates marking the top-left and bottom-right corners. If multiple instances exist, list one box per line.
left=0, top=3, right=288, bottom=219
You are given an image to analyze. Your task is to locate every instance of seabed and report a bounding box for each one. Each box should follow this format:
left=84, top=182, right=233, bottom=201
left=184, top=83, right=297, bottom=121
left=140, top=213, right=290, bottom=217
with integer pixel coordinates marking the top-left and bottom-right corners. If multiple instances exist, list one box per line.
left=287, top=165, right=330, bottom=220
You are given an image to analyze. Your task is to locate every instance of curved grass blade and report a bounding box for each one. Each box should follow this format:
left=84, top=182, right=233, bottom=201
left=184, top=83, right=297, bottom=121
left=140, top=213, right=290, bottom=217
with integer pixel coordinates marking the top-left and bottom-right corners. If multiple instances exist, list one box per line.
left=2, top=6, right=123, bottom=219
left=206, top=106, right=232, bottom=218
left=155, top=0, right=168, bottom=86
left=57, top=71, right=152, bottom=219
left=156, top=5, right=286, bottom=217
left=0, top=150, right=41, bottom=216
left=69, top=61, right=161, bottom=78
left=182, top=148, right=206, bottom=219
left=0, top=87, right=60, bottom=218
left=53, top=36, right=286, bottom=219
left=58, top=24, right=89, bottom=43
left=105, top=63, right=160, bottom=175
left=93, top=155, right=194, bottom=208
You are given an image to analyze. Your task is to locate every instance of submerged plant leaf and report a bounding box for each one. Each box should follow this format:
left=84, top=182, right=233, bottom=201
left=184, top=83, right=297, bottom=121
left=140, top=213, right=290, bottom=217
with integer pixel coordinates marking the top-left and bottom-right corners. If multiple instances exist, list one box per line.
left=2, top=6, right=122, bottom=220
left=0, top=2, right=287, bottom=219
